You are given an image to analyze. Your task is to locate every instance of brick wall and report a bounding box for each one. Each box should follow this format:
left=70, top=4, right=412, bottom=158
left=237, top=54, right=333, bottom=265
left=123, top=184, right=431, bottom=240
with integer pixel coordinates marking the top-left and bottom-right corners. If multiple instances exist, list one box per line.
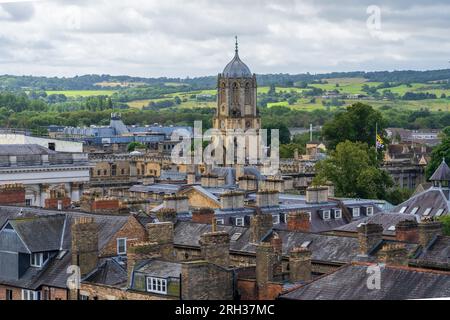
left=100, top=215, right=148, bottom=257
left=0, top=185, right=25, bottom=206
left=44, top=197, right=71, bottom=210
left=80, top=283, right=175, bottom=300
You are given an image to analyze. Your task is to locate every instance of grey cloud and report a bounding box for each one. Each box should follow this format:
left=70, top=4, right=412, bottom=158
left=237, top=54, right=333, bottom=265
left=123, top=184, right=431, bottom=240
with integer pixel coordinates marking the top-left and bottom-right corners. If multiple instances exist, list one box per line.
left=0, top=2, right=35, bottom=21
left=0, top=0, right=449, bottom=77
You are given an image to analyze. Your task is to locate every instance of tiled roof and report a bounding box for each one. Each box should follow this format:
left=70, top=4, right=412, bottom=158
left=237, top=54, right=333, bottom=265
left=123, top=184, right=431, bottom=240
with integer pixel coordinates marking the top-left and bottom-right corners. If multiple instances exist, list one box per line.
left=334, top=213, right=417, bottom=236
left=135, top=259, right=182, bottom=278
left=0, top=144, right=57, bottom=156
left=280, top=263, right=450, bottom=300
left=391, top=187, right=449, bottom=217
left=430, top=159, right=450, bottom=181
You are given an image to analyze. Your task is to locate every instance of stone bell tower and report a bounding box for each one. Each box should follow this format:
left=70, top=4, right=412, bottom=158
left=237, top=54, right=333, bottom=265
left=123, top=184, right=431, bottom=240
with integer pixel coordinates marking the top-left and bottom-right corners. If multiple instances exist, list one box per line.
left=213, top=36, right=261, bottom=132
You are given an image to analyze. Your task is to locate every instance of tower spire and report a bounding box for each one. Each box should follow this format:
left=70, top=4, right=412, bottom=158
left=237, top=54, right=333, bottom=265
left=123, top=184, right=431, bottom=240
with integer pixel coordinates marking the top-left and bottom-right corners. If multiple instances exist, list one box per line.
left=235, top=35, right=238, bottom=55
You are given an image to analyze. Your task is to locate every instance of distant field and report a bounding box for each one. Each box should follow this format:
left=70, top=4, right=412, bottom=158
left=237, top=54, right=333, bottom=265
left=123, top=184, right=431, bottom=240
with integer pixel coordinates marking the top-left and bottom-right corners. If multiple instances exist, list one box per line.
left=49, top=80, right=450, bottom=113
left=45, top=90, right=116, bottom=97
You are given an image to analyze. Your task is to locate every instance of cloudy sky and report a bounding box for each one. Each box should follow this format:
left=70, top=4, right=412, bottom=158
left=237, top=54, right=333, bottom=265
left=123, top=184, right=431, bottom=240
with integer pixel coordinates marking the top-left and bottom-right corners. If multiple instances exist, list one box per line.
left=0, top=0, right=450, bottom=77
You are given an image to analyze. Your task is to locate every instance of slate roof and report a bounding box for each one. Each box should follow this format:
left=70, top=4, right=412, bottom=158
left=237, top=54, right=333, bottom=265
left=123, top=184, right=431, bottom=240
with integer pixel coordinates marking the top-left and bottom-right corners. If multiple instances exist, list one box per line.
left=222, top=50, right=252, bottom=78
left=280, top=263, right=450, bottom=300
left=0, top=144, right=57, bottom=156
left=8, top=215, right=66, bottom=252
left=412, top=236, right=450, bottom=270
left=0, top=206, right=129, bottom=290
left=430, top=159, right=450, bottom=181
left=391, top=187, right=449, bottom=217
left=135, top=259, right=182, bottom=278
left=273, top=229, right=360, bottom=264
left=173, top=221, right=360, bottom=264
left=334, top=213, right=417, bottom=236
left=84, top=258, right=128, bottom=287
left=159, top=170, right=187, bottom=181
left=173, top=221, right=256, bottom=254
left=129, top=183, right=182, bottom=194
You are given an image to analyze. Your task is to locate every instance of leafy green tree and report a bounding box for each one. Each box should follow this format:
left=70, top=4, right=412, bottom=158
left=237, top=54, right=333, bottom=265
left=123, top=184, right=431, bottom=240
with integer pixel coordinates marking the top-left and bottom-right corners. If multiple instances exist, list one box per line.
left=127, top=142, right=146, bottom=152
left=385, top=187, right=413, bottom=205
left=322, top=102, right=385, bottom=150
left=426, top=127, right=450, bottom=178
left=263, top=120, right=291, bottom=145
left=314, top=141, right=393, bottom=199
left=440, top=215, right=450, bottom=236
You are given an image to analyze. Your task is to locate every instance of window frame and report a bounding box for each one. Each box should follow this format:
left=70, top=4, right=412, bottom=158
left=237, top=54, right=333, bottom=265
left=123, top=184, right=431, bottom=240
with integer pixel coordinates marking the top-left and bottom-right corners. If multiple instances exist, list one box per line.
left=22, top=289, right=40, bottom=301
left=6, top=289, right=13, bottom=300
left=117, top=238, right=127, bottom=255
left=272, top=215, right=280, bottom=225
left=334, top=209, right=342, bottom=219
left=366, top=206, right=374, bottom=216
left=215, top=218, right=225, bottom=225
left=30, top=252, right=48, bottom=267
left=235, top=217, right=244, bottom=226
left=322, top=210, right=331, bottom=220
left=352, top=207, right=360, bottom=218
left=146, top=277, right=167, bottom=295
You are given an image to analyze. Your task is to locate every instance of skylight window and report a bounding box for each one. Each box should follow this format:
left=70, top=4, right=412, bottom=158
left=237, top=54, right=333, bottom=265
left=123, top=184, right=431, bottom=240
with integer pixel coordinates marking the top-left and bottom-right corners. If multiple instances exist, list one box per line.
left=388, top=225, right=396, bottom=231
left=301, top=241, right=311, bottom=248
left=399, top=207, right=407, bottom=213
left=410, top=207, right=419, bottom=215
left=231, top=233, right=242, bottom=241
left=423, top=208, right=432, bottom=216
left=435, top=209, right=445, bottom=217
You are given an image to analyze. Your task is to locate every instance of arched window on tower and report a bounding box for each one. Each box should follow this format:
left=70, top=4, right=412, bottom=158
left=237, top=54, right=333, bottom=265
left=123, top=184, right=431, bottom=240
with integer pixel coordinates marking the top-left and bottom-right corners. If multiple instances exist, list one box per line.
left=232, top=82, right=239, bottom=105
left=245, top=82, right=251, bottom=105
left=220, top=82, right=226, bottom=104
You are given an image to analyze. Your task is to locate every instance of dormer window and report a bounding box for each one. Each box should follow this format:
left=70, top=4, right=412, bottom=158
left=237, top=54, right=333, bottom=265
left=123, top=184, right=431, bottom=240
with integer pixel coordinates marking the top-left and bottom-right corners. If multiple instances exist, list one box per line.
left=352, top=208, right=360, bottom=218
left=216, top=218, right=225, bottom=225
left=334, top=209, right=342, bottom=219
left=146, top=277, right=167, bottom=295
left=30, top=252, right=49, bottom=268
left=235, top=217, right=244, bottom=226
left=366, top=206, right=373, bottom=216
left=322, top=210, right=331, bottom=220
left=272, top=215, right=280, bottom=225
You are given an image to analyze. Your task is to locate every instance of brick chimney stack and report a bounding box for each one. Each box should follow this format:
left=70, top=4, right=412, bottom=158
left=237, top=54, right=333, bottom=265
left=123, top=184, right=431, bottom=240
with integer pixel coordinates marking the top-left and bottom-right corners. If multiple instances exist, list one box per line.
left=396, top=220, right=419, bottom=243
left=127, top=242, right=161, bottom=287
left=256, top=242, right=275, bottom=288
left=146, top=222, right=174, bottom=260
left=270, top=233, right=283, bottom=275
left=192, top=208, right=215, bottom=224
left=286, top=211, right=311, bottom=232
left=156, top=208, right=178, bottom=223
left=199, top=226, right=230, bottom=267
left=357, top=223, right=383, bottom=256
left=289, top=247, right=312, bottom=282
left=71, top=216, right=99, bottom=277
left=220, top=191, right=245, bottom=210
left=250, top=208, right=273, bottom=243
left=418, top=219, right=442, bottom=248
left=380, top=243, right=409, bottom=266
